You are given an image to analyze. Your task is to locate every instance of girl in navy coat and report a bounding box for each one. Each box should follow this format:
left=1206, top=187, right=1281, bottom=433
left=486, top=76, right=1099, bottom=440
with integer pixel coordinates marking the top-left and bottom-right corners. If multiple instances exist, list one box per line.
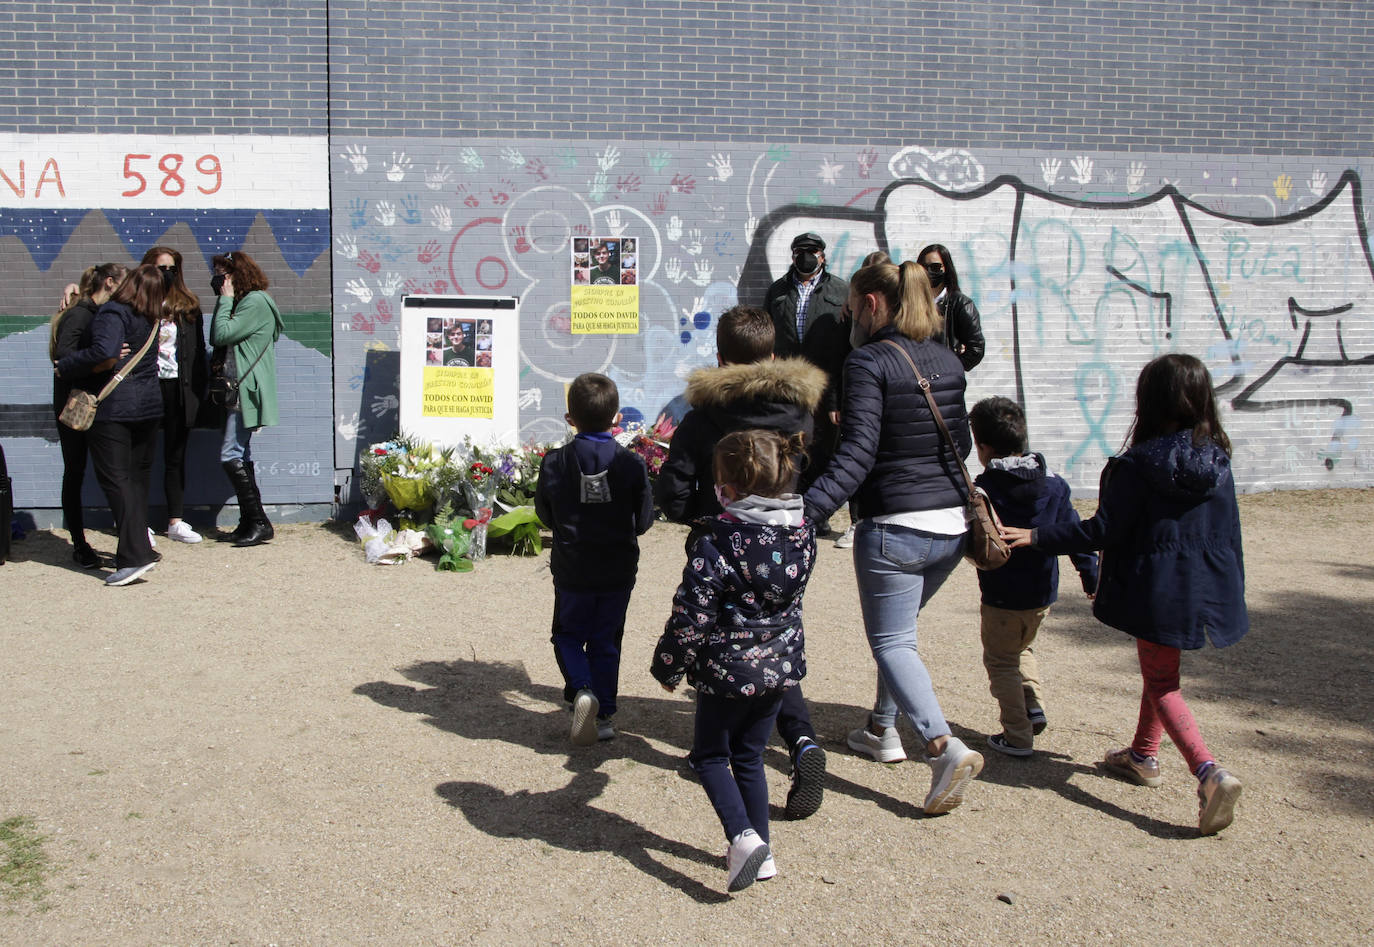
left=651, top=429, right=815, bottom=892
left=1004, top=353, right=1248, bottom=834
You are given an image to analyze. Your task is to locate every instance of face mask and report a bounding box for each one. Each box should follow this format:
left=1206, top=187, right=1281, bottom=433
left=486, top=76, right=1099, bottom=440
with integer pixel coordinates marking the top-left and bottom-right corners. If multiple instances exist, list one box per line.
left=925, top=264, right=946, bottom=287
left=714, top=484, right=732, bottom=509
left=794, top=251, right=819, bottom=276
left=160, top=267, right=176, bottom=290
left=849, top=310, right=870, bottom=348
left=210, top=273, right=226, bottom=296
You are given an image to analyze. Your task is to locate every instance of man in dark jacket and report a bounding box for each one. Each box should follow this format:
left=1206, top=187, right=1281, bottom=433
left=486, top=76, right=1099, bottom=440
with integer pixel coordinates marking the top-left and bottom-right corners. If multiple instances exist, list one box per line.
left=763, top=232, right=850, bottom=533
left=655, top=305, right=831, bottom=820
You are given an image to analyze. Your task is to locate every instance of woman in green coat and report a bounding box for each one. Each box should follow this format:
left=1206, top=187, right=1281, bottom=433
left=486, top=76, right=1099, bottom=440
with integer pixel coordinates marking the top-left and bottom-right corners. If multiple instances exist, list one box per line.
left=209, top=251, right=284, bottom=547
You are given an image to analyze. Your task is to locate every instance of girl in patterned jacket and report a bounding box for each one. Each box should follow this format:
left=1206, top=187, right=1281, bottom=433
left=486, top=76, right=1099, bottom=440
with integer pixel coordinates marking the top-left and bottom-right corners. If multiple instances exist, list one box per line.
left=651, top=429, right=815, bottom=893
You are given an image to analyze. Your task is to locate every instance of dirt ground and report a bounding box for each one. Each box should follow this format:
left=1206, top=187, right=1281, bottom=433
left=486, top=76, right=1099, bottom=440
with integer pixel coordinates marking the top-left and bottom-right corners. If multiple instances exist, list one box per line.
left=1, top=489, right=1372, bottom=945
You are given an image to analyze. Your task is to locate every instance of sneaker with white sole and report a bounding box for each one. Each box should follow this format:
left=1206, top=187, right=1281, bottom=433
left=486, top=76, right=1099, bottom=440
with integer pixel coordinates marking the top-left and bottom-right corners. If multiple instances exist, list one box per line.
left=146, top=527, right=157, bottom=548
left=757, top=853, right=776, bottom=881
left=1102, top=747, right=1163, bottom=787
left=923, top=736, right=983, bottom=814
left=167, top=521, right=203, bottom=543
left=725, top=829, right=769, bottom=892
left=988, top=733, right=1033, bottom=758
left=784, top=736, right=826, bottom=820
left=847, top=723, right=907, bottom=762
left=105, top=561, right=155, bottom=587
left=570, top=689, right=599, bottom=746
left=833, top=524, right=856, bottom=549
left=1197, top=766, right=1242, bottom=835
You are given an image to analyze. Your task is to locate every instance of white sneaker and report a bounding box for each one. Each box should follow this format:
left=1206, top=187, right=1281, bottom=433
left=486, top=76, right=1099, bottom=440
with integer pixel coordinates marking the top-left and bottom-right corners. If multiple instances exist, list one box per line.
left=847, top=723, right=907, bottom=762
left=167, top=521, right=203, bottom=544
left=757, top=853, right=776, bottom=881
left=725, top=829, right=769, bottom=892
left=923, top=736, right=984, bottom=815
left=570, top=689, right=599, bottom=747
left=834, top=524, right=856, bottom=549
left=146, top=527, right=157, bottom=548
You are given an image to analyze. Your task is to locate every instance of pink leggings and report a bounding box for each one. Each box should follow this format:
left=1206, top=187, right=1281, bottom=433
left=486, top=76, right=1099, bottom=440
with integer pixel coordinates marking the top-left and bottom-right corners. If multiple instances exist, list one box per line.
left=1131, top=638, right=1214, bottom=772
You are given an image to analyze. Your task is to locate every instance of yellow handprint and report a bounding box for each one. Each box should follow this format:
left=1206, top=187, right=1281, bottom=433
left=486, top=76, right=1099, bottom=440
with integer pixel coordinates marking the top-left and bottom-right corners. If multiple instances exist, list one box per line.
left=1274, top=174, right=1293, bottom=200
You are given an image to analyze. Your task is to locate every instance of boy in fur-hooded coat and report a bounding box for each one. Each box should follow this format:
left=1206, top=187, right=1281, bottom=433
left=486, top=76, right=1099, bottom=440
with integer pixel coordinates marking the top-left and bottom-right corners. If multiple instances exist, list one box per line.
left=655, top=357, right=827, bottom=524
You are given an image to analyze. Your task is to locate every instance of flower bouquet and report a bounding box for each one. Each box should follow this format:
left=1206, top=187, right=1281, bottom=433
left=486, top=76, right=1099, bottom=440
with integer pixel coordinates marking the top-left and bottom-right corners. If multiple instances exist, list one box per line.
left=424, top=501, right=474, bottom=572
left=361, top=434, right=462, bottom=523
left=616, top=415, right=676, bottom=484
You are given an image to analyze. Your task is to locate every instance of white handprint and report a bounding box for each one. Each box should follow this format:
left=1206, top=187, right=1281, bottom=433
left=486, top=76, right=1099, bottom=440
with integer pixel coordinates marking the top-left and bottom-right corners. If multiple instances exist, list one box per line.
left=1308, top=169, right=1328, bottom=196
left=1040, top=158, right=1062, bottom=186
left=458, top=147, right=484, bottom=171
left=605, top=210, right=626, bottom=237
left=345, top=279, right=373, bottom=304
left=588, top=171, right=609, bottom=203
left=518, top=387, right=543, bottom=411
left=335, top=234, right=358, bottom=260
left=340, top=144, right=368, bottom=174
left=689, top=259, right=714, bottom=287
left=744, top=215, right=759, bottom=245
left=337, top=411, right=362, bottom=441
left=666, top=215, right=683, bottom=241
left=682, top=229, right=703, bottom=256
left=683, top=296, right=706, bottom=318
left=429, top=204, right=453, bottom=232
left=818, top=157, right=844, bottom=185
left=379, top=272, right=404, bottom=296
left=425, top=162, right=452, bottom=190
left=1069, top=156, right=1094, bottom=185
left=664, top=258, right=685, bottom=283
left=707, top=153, right=733, bottom=182
left=597, top=145, right=621, bottom=171
left=375, top=201, right=397, bottom=227
left=500, top=147, right=525, bottom=167
left=371, top=394, right=399, bottom=418
left=386, top=152, right=412, bottom=182
left=1126, top=161, right=1147, bottom=194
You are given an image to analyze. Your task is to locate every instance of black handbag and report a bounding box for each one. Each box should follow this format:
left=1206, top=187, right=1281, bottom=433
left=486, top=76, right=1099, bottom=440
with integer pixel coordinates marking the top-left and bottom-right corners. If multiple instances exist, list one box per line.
left=207, top=343, right=267, bottom=411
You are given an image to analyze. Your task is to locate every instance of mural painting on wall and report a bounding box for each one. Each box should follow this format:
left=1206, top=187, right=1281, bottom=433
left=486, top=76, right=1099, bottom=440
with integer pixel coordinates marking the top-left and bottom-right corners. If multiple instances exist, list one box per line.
left=333, top=141, right=1373, bottom=494
left=0, top=134, right=334, bottom=509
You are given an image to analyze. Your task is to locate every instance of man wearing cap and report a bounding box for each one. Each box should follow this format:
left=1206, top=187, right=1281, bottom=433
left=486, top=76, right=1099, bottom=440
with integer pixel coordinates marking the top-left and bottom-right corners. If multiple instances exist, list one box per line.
left=763, top=232, right=850, bottom=535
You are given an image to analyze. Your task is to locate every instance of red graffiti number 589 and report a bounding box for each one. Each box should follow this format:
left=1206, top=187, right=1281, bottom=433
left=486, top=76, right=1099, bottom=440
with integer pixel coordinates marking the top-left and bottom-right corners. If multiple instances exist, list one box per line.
left=121, top=153, right=222, bottom=197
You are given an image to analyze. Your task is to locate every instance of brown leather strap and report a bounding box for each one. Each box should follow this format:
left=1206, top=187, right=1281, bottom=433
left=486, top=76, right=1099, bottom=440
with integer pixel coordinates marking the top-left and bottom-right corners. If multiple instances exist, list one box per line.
left=879, top=338, right=976, bottom=500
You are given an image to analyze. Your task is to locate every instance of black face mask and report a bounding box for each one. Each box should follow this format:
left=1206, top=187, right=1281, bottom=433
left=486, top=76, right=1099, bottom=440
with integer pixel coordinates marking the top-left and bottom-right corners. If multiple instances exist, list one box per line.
left=210, top=273, right=226, bottom=296
left=159, top=267, right=177, bottom=290
left=794, top=251, right=820, bottom=276
left=925, top=264, right=946, bottom=287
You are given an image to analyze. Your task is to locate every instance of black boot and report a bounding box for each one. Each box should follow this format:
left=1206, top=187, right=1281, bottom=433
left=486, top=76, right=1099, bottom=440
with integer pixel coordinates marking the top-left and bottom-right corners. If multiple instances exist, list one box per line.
left=233, top=460, right=274, bottom=547
left=221, top=459, right=252, bottom=542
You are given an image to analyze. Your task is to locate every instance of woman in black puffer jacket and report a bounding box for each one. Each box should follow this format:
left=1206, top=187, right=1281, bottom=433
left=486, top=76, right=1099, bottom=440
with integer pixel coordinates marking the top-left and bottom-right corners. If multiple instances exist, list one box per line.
left=55, top=264, right=165, bottom=586
left=804, top=258, right=985, bottom=816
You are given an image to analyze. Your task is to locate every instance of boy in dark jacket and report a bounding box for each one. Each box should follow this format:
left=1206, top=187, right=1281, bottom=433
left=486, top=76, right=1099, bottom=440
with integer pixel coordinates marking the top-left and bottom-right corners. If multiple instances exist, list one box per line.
left=654, top=305, right=830, bottom=820
left=534, top=373, right=654, bottom=747
left=969, top=397, right=1098, bottom=757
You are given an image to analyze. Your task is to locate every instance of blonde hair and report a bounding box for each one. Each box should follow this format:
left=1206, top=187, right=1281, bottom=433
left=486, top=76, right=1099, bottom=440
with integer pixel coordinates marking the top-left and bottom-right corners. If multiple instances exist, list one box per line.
left=713, top=429, right=808, bottom=499
left=49, top=262, right=127, bottom=360
left=850, top=259, right=942, bottom=342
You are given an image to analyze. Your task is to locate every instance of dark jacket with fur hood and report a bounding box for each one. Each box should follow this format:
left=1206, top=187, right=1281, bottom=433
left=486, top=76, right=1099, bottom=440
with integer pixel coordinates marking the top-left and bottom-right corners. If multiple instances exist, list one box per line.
left=654, top=357, right=827, bottom=523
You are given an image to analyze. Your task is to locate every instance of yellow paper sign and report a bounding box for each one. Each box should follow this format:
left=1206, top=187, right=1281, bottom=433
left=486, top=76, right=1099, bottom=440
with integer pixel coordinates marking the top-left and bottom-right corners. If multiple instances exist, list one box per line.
left=422, top=366, right=495, bottom=418
left=570, top=285, right=639, bottom=334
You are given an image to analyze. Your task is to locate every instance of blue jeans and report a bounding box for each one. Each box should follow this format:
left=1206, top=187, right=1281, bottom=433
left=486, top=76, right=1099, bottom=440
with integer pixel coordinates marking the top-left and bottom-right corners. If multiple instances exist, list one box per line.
left=852, top=521, right=965, bottom=743
left=690, top=691, right=783, bottom=844
left=551, top=587, right=632, bottom=717
left=220, top=410, right=258, bottom=463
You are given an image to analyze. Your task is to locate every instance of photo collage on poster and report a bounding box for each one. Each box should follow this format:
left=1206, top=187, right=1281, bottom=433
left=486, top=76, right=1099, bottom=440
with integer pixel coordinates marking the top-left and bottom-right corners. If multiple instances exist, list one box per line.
left=571, top=236, right=637, bottom=287
left=425, top=316, right=496, bottom=368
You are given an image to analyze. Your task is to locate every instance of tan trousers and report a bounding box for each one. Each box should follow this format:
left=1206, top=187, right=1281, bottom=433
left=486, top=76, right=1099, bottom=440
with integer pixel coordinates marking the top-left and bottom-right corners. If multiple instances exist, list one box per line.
left=980, top=603, right=1051, bottom=747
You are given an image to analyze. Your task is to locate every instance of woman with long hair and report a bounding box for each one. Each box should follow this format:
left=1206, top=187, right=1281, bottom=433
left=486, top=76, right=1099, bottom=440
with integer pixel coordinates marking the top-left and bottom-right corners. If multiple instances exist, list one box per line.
left=918, top=243, right=985, bottom=371
left=50, top=262, right=128, bottom=568
left=55, top=264, right=165, bottom=586
left=209, top=251, right=283, bottom=547
left=804, top=258, right=985, bottom=815
left=140, top=246, right=208, bottom=543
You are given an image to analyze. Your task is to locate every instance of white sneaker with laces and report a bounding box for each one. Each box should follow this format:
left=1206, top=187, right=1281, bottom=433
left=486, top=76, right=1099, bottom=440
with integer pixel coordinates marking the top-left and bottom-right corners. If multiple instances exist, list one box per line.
left=923, top=736, right=984, bottom=815
left=725, top=829, right=769, bottom=892
left=834, top=524, right=856, bottom=549
left=757, top=853, right=776, bottom=881
left=167, top=521, right=203, bottom=544
left=570, top=689, right=599, bottom=746
left=847, top=723, right=907, bottom=762
left=146, top=527, right=157, bottom=548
